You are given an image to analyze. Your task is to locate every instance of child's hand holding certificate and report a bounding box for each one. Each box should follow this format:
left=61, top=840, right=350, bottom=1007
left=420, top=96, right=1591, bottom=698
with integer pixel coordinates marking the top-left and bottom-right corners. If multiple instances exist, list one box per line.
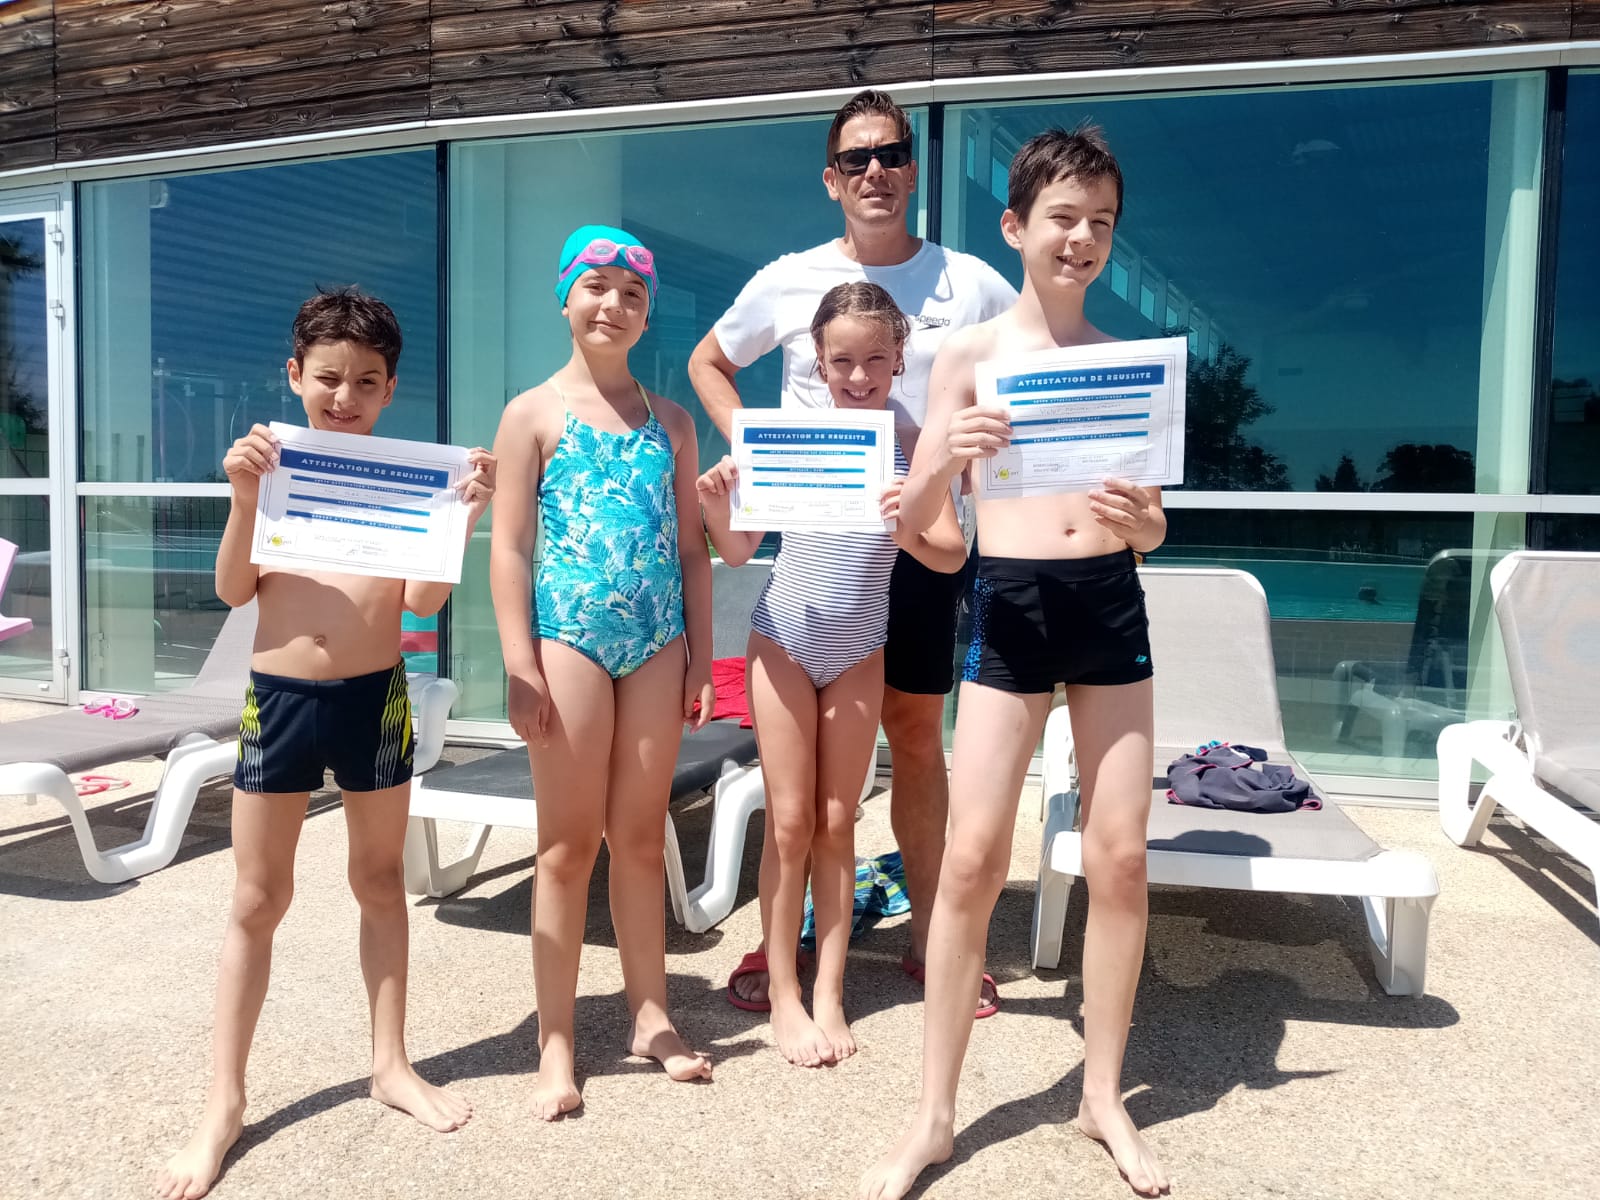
left=729, top=409, right=898, bottom=532
left=249, top=422, right=476, bottom=583
left=975, top=335, right=1187, bottom=498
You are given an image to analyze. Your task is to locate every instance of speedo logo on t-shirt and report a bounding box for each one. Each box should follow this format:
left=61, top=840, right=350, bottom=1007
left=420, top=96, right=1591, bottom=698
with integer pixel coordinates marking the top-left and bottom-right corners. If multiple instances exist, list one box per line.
left=911, top=315, right=950, bottom=330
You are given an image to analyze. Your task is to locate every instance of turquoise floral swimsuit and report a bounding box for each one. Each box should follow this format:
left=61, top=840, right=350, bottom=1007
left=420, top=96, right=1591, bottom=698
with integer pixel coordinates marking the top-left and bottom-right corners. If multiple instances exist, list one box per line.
left=535, top=382, right=685, bottom=678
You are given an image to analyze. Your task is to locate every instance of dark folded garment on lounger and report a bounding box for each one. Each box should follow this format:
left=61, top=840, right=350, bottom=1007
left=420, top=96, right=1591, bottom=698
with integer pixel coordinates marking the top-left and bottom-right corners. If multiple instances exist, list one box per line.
left=1166, top=743, right=1322, bottom=813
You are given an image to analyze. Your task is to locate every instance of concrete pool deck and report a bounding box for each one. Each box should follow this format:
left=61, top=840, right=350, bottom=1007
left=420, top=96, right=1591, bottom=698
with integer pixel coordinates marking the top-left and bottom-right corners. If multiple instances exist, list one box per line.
left=0, top=708, right=1595, bottom=1199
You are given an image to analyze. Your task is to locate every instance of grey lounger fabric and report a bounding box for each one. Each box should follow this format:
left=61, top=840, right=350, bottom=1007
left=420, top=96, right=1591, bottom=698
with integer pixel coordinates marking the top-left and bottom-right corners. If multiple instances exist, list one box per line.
left=0, top=600, right=255, bottom=773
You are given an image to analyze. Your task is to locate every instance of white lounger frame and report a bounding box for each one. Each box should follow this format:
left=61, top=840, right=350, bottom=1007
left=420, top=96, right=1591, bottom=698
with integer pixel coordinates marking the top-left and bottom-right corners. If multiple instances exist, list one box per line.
left=1437, top=719, right=1600, bottom=916
left=404, top=743, right=875, bottom=932
left=1434, top=552, right=1600, bottom=920
left=2, top=675, right=458, bottom=885
left=403, top=755, right=768, bottom=933
left=1031, top=690, right=1438, bottom=998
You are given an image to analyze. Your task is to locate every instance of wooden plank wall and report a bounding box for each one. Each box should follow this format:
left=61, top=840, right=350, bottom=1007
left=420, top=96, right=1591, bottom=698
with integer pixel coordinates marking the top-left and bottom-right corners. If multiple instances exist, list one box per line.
left=0, top=1, right=56, bottom=170
left=0, top=0, right=1589, bottom=172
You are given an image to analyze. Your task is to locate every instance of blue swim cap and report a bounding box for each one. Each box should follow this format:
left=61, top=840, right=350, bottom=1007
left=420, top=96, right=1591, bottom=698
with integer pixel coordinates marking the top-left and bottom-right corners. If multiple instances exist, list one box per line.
left=554, top=224, right=659, bottom=315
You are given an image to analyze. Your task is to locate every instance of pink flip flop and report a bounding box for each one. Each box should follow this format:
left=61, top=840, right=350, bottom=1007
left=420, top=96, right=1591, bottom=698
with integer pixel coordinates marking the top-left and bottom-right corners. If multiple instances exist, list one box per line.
left=901, top=954, right=1000, bottom=1020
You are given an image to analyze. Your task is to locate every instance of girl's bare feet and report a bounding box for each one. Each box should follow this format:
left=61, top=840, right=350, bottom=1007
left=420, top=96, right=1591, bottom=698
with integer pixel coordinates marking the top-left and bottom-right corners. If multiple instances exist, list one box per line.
left=769, top=992, right=836, bottom=1067
left=811, top=994, right=858, bottom=1062
left=154, top=1099, right=244, bottom=1200
left=530, top=1041, right=583, bottom=1121
left=858, top=1114, right=954, bottom=1200
left=1078, top=1093, right=1170, bottom=1196
left=370, top=1062, right=473, bottom=1131
left=629, top=1020, right=713, bottom=1081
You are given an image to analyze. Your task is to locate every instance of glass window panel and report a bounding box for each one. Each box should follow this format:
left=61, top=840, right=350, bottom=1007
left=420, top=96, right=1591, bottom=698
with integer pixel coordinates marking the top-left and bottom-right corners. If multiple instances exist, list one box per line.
left=1535, top=513, right=1600, bottom=551
left=83, top=497, right=230, bottom=692
left=80, top=151, right=439, bottom=484
left=1, top=218, right=48, bottom=480
left=1109, top=256, right=1129, bottom=300
left=1156, top=509, right=1527, bottom=780
left=446, top=112, right=927, bottom=720
left=945, top=76, right=1544, bottom=493
left=0, top=494, right=52, bottom=680
left=1545, top=71, right=1600, bottom=494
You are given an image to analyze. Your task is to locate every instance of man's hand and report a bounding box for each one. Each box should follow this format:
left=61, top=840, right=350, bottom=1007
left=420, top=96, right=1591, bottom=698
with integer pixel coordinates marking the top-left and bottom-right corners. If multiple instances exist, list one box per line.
left=222, top=424, right=279, bottom=505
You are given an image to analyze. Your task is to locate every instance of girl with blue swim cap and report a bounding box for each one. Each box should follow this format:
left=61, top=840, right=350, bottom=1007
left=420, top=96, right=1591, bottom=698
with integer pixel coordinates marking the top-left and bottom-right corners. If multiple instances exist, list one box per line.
left=489, top=224, right=715, bottom=1118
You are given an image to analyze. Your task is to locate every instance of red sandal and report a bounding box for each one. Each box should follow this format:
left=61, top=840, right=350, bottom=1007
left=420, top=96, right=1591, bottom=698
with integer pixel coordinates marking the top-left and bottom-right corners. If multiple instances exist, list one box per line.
left=901, top=953, right=1000, bottom=1019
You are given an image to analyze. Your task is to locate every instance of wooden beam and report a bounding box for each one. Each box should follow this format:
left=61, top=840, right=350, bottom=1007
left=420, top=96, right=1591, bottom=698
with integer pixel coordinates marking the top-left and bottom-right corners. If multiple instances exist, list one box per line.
left=932, top=1, right=1576, bottom=76
left=432, top=1, right=933, bottom=117
left=0, top=0, right=55, bottom=170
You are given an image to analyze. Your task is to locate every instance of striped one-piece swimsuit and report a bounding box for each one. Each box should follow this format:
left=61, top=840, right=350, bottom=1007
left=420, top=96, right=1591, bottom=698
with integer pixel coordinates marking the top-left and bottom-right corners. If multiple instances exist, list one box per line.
left=750, top=442, right=910, bottom=688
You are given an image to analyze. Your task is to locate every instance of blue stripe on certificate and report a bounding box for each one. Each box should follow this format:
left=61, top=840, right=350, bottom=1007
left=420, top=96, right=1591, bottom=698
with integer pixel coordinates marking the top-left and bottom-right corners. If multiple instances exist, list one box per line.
left=280, top=447, right=449, bottom=489
left=751, top=448, right=863, bottom=456
left=1008, top=391, right=1153, bottom=407
left=1011, top=413, right=1150, bottom=428
left=750, top=482, right=856, bottom=489
left=1010, top=430, right=1149, bottom=445
left=744, top=428, right=878, bottom=446
left=996, top=367, right=1165, bottom=394
left=287, top=492, right=429, bottom=517
left=287, top=472, right=433, bottom=499
left=749, top=467, right=865, bottom=474
left=286, top=509, right=429, bottom=533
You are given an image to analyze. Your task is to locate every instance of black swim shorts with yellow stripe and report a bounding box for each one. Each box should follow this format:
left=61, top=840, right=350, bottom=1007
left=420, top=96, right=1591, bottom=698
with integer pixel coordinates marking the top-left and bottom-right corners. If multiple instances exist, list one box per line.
left=234, top=661, right=414, bottom=795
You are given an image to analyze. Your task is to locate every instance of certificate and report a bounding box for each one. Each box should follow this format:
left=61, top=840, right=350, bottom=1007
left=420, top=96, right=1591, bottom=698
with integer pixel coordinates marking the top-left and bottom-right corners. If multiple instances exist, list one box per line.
left=729, top=409, right=897, bottom=532
left=250, top=423, right=473, bottom=583
left=975, top=335, right=1187, bottom=497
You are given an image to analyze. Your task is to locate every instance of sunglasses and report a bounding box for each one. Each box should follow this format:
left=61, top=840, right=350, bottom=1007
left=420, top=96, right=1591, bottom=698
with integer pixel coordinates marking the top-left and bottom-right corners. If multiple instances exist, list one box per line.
left=831, top=138, right=914, bottom=176
left=558, top=238, right=658, bottom=290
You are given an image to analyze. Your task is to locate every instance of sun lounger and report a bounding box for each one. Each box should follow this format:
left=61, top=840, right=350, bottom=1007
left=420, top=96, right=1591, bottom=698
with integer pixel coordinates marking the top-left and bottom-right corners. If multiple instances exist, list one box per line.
left=1437, top=551, right=1600, bottom=919
left=0, top=598, right=457, bottom=884
left=1031, top=567, right=1438, bottom=997
left=0, top=537, right=35, bottom=644
left=1330, top=548, right=1485, bottom=759
left=402, top=561, right=772, bottom=933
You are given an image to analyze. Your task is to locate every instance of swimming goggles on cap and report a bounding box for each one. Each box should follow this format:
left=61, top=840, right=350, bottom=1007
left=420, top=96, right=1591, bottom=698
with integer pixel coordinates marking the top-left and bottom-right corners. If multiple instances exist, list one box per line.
left=556, top=238, right=657, bottom=291
left=831, top=138, right=914, bottom=176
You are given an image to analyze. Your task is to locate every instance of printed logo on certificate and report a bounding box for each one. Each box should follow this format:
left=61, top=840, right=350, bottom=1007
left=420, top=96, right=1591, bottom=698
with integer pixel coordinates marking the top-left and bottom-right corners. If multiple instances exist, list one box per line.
left=975, top=335, right=1187, bottom=498
left=729, top=409, right=897, bottom=533
left=250, top=423, right=473, bottom=583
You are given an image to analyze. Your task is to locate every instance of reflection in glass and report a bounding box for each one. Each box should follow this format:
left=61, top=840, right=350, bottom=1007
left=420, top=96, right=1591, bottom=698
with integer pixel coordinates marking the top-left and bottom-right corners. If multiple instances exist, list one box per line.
left=83, top=497, right=230, bottom=693
left=1, top=219, right=48, bottom=481
left=945, top=76, right=1543, bottom=493
left=1156, top=510, right=1525, bottom=780
left=0, top=495, right=52, bottom=681
left=1535, top=514, right=1600, bottom=551
left=1546, top=72, right=1600, bottom=494
left=447, top=113, right=924, bottom=720
left=80, top=152, right=439, bottom=484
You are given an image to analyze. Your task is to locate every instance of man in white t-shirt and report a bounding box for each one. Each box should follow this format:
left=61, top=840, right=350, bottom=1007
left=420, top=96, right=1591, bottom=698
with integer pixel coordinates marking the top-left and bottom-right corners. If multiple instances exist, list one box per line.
left=689, top=89, right=1017, bottom=1019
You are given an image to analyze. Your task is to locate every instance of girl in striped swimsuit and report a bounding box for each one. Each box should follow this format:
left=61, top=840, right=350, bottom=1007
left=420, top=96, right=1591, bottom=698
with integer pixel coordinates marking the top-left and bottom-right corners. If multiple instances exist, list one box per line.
left=698, top=282, right=965, bottom=1068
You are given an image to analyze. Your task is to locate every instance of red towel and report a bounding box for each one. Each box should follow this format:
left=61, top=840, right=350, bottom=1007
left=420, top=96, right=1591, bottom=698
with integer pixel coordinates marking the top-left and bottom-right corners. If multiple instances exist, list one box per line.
left=710, top=657, right=752, bottom=727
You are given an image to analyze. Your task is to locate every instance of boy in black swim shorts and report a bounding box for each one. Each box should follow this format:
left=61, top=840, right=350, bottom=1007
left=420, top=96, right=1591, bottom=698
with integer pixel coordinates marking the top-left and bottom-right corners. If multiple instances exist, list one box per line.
left=157, top=288, right=496, bottom=1200
left=862, top=127, right=1172, bottom=1200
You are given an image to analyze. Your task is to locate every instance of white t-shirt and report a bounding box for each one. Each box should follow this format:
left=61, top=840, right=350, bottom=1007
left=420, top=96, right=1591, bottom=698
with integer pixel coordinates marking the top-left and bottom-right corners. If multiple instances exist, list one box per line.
left=712, top=239, right=1017, bottom=431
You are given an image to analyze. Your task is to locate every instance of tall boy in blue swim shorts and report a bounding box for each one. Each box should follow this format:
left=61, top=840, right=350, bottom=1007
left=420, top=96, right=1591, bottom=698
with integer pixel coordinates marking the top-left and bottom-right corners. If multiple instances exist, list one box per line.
left=157, top=287, right=496, bottom=1200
